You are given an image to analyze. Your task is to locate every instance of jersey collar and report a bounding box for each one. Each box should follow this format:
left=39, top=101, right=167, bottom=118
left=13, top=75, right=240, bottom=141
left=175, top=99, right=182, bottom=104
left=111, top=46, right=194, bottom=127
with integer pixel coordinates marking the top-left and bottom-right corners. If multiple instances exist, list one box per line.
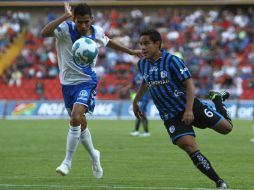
left=74, top=25, right=96, bottom=40
left=148, top=49, right=166, bottom=64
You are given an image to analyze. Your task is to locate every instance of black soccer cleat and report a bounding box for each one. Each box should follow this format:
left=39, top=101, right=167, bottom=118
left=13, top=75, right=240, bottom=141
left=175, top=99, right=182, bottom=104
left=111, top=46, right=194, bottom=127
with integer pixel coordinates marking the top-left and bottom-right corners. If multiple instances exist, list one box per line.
left=209, top=90, right=230, bottom=102
left=216, top=179, right=228, bottom=189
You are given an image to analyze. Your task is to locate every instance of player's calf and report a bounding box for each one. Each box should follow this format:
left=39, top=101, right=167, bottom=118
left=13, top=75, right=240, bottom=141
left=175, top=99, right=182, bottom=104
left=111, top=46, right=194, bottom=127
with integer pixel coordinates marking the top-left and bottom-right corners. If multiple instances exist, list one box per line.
left=209, top=91, right=233, bottom=127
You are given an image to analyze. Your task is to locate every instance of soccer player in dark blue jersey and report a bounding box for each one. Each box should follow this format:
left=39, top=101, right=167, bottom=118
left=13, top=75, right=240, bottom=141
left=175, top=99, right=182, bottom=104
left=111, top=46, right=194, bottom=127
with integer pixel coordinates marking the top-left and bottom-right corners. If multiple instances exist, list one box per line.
left=133, top=29, right=233, bottom=189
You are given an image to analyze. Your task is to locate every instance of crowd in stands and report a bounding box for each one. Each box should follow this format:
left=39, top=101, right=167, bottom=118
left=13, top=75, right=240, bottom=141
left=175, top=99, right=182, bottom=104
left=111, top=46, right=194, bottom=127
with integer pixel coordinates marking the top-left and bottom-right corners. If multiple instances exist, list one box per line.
left=0, top=11, right=29, bottom=56
left=1, top=5, right=254, bottom=100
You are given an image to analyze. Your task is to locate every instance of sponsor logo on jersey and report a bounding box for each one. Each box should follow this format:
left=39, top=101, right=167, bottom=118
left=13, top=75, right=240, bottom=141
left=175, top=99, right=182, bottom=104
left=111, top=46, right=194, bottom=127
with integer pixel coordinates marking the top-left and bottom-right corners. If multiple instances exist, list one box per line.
left=180, top=67, right=188, bottom=74
left=147, top=79, right=170, bottom=88
left=174, top=90, right=184, bottom=97
left=78, top=90, right=88, bottom=100
left=149, top=66, right=158, bottom=72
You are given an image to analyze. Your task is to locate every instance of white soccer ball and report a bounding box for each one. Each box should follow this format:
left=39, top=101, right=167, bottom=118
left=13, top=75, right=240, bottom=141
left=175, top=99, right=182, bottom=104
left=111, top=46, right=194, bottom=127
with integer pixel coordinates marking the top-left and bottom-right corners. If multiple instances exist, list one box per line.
left=72, top=37, right=98, bottom=66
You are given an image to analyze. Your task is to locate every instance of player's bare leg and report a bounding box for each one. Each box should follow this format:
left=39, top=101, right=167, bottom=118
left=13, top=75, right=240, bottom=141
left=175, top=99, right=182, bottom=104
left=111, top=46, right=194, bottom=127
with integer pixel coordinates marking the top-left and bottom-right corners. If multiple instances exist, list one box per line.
left=209, top=91, right=233, bottom=135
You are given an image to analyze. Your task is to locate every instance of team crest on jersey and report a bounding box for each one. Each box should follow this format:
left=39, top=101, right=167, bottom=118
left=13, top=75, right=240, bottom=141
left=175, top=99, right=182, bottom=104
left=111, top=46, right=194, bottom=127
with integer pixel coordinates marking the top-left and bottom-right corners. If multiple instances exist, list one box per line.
left=160, top=71, right=167, bottom=78
left=169, top=125, right=175, bottom=133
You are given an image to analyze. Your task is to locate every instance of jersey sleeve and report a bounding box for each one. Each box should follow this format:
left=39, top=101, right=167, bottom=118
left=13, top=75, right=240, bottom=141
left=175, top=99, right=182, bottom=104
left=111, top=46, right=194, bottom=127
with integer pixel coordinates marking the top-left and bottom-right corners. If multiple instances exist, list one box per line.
left=54, top=21, right=69, bottom=40
left=93, top=25, right=109, bottom=48
left=169, top=55, right=192, bottom=82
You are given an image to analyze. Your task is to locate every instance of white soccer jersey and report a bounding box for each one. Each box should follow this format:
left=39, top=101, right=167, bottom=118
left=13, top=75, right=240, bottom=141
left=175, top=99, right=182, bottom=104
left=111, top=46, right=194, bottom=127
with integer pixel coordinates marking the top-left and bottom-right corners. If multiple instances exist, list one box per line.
left=54, top=21, right=109, bottom=85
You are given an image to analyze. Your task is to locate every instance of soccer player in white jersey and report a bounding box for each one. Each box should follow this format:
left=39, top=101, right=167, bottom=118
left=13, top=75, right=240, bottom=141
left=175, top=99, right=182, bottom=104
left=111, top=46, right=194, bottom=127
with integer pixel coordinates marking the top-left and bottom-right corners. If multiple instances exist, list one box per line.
left=40, top=2, right=141, bottom=179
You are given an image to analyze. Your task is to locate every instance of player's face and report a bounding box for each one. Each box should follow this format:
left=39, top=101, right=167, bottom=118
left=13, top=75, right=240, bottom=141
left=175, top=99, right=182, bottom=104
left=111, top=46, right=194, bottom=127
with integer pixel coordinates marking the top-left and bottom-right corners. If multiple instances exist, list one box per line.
left=139, top=35, right=160, bottom=59
left=74, top=15, right=93, bottom=35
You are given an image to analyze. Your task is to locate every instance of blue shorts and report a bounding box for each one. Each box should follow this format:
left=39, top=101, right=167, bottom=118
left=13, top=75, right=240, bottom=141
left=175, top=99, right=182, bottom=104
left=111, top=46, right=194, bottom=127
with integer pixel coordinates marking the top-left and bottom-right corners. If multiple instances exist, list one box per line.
left=62, top=82, right=97, bottom=115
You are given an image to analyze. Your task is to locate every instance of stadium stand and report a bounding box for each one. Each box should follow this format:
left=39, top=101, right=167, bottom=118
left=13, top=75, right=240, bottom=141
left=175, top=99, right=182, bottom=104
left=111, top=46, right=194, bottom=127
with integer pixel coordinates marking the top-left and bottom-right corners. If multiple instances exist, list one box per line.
left=0, top=4, right=254, bottom=100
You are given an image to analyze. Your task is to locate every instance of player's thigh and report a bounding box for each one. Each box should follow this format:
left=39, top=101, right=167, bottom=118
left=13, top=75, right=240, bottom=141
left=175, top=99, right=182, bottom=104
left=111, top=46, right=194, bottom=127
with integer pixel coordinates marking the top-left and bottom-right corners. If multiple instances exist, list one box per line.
left=72, top=103, right=87, bottom=116
left=175, top=135, right=198, bottom=154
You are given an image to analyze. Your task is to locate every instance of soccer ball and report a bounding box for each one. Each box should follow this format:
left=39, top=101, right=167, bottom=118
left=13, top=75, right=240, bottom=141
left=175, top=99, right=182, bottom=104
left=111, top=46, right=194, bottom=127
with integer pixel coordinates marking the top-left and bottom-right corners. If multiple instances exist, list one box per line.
left=72, top=37, right=98, bottom=66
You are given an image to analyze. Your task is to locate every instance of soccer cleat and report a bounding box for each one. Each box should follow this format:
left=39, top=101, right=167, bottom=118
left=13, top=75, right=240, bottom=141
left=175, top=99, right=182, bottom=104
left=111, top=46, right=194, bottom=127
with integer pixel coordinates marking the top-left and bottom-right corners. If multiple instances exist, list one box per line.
left=216, top=179, right=228, bottom=189
left=56, top=162, right=71, bottom=176
left=209, top=91, right=230, bottom=102
left=92, top=149, right=103, bottom=179
left=139, top=132, right=151, bottom=137
left=130, top=131, right=139, bottom=137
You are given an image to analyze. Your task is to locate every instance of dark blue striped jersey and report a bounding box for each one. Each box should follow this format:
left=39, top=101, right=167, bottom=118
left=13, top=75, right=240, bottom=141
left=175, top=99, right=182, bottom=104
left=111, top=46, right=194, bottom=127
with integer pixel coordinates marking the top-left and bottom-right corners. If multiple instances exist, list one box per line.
left=137, top=50, right=192, bottom=121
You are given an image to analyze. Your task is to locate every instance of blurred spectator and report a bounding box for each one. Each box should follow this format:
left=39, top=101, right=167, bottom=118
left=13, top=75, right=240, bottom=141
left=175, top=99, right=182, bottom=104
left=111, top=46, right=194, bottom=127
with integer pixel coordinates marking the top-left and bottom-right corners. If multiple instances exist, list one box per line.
left=2, top=6, right=254, bottom=100
left=8, top=65, right=22, bottom=86
left=36, top=80, right=45, bottom=100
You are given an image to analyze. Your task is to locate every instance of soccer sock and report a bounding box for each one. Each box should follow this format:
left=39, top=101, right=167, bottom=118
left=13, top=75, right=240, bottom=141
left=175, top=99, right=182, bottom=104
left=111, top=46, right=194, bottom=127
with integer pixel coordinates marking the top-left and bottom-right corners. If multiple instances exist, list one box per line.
left=142, top=118, right=149, bottom=133
left=135, top=119, right=141, bottom=131
left=190, top=150, right=221, bottom=183
left=80, top=127, right=96, bottom=160
left=63, top=125, right=81, bottom=165
left=213, top=97, right=233, bottom=126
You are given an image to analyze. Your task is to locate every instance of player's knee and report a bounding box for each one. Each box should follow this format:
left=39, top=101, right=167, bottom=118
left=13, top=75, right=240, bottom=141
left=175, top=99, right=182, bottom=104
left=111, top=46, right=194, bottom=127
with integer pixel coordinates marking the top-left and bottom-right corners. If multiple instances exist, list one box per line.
left=177, top=142, right=197, bottom=154
left=81, top=118, right=88, bottom=131
left=182, top=144, right=197, bottom=154
left=216, top=120, right=233, bottom=135
left=70, top=112, right=82, bottom=126
left=222, top=125, right=232, bottom=135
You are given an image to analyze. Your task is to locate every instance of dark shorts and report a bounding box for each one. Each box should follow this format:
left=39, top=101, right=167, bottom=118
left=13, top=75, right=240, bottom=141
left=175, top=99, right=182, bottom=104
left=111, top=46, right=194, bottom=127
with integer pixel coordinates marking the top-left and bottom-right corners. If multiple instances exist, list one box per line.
left=164, top=98, right=224, bottom=144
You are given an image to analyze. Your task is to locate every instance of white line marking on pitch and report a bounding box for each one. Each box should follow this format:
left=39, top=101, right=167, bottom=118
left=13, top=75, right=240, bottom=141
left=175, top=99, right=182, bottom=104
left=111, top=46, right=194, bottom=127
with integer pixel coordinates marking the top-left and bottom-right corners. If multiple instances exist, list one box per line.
left=0, top=184, right=236, bottom=190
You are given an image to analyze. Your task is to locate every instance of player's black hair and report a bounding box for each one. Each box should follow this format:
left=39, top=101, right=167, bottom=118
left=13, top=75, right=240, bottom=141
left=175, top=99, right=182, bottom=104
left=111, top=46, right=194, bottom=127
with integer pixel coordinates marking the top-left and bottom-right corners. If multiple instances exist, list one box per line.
left=140, top=29, right=162, bottom=48
left=74, top=3, right=92, bottom=17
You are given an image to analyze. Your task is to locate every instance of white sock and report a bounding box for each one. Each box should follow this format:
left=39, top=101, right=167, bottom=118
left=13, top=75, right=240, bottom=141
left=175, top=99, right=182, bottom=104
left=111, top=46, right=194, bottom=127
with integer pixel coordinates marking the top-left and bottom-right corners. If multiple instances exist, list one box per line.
left=63, top=125, right=81, bottom=165
left=80, top=128, right=96, bottom=160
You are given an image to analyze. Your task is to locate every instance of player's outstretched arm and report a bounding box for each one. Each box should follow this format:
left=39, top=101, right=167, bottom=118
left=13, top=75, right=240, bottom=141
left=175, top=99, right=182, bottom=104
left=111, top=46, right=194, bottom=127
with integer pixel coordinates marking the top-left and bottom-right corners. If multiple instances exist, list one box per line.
left=40, top=2, right=72, bottom=37
left=107, top=39, right=142, bottom=57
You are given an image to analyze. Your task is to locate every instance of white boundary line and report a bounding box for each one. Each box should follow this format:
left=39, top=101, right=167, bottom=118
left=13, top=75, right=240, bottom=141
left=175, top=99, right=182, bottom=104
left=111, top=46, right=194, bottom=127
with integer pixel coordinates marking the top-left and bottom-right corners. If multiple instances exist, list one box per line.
left=0, top=184, right=236, bottom=190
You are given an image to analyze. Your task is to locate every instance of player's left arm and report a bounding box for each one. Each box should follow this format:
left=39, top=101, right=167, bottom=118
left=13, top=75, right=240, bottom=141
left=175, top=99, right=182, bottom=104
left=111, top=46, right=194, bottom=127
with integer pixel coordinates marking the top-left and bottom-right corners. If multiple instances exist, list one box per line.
left=106, top=39, right=142, bottom=57
left=182, top=78, right=195, bottom=125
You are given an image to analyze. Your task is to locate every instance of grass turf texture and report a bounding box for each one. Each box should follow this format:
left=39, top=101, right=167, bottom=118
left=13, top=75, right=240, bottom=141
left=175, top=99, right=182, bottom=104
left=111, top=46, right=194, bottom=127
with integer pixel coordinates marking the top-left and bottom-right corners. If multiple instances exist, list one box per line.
left=0, top=119, right=253, bottom=190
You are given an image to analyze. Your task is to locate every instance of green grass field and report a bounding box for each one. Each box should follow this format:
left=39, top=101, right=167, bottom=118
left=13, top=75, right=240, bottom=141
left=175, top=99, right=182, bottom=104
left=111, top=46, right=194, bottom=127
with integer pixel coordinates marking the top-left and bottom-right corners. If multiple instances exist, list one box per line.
left=0, top=119, right=253, bottom=190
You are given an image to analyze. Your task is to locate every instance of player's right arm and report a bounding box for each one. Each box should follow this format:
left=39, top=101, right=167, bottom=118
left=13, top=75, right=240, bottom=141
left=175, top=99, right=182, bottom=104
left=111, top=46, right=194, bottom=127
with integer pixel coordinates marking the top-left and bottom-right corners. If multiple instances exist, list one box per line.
left=133, top=80, right=148, bottom=119
left=40, top=2, right=72, bottom=37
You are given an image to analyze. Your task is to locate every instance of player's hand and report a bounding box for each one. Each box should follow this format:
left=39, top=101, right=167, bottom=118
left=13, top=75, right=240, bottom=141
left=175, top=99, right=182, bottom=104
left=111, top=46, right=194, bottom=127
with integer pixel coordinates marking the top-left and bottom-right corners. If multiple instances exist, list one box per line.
left=130, top=49, right=142, bottom=58
left=133, top=102, right=144, bottom=119
left=64, top=2, right=72, bottom=19
left=181, top=109, right=194, bottom=125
